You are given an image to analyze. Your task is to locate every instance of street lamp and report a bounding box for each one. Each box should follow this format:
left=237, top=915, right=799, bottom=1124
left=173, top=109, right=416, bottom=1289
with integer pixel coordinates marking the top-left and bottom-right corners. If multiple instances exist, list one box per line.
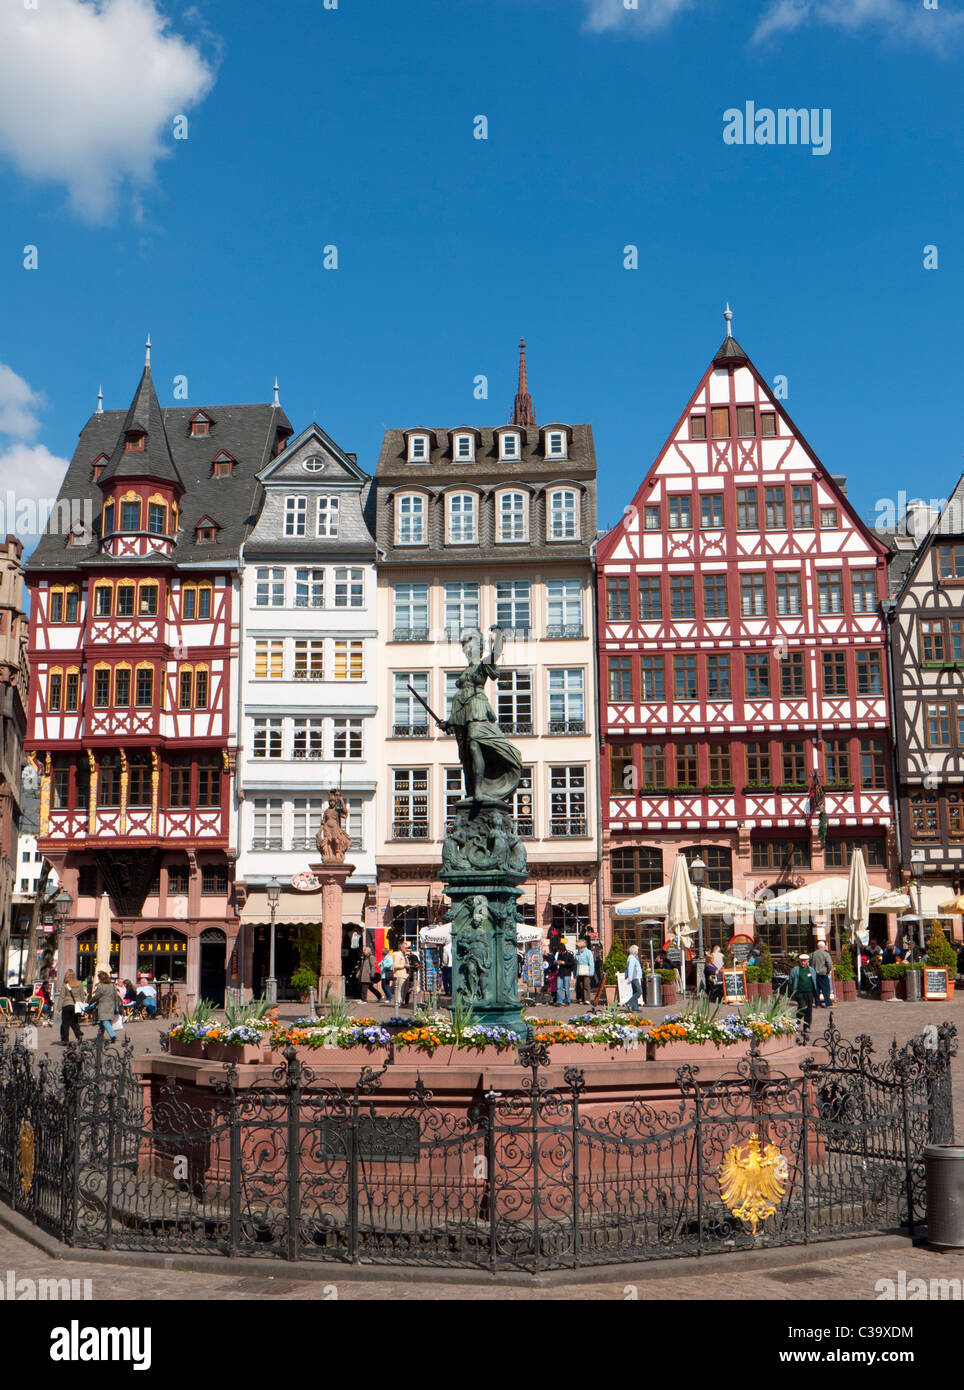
left=690, top=857, right=707, bottom=992
left=265, top=876, right=281, bottom=1005
left=51, top=888, right=73, bottom=998
left=910, top=851, right=926, bottom=956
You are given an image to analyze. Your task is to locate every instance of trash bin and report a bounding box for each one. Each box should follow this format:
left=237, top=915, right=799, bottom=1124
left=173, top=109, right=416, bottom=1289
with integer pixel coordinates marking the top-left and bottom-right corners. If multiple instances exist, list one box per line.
left=925, top=1145, right=964, bottom=1249
left=905, top=967, right=922, bottom=1002
left=645, top=973, right=661, bottom=1008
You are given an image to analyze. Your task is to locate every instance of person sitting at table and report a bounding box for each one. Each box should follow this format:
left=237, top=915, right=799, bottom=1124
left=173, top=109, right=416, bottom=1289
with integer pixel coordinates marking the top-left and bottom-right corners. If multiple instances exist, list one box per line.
left=700, top=950, right=721, bottom=1001
left=135, top=974, right=157, bottom=1016
left=121, top=978, right=137, bottom=1005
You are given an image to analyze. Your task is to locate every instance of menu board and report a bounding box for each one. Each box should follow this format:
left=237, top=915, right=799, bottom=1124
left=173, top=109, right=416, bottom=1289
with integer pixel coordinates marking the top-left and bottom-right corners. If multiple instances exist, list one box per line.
left=730, top=934, right=754, bottom=964
left=923, top=967, right=949, bottom=1000
left=722, top=967, right=747, bottom=1003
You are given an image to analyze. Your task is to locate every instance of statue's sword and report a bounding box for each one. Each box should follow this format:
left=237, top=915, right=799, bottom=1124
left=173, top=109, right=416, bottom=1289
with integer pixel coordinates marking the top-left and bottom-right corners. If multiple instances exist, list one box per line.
left=407, top=683, right=447, bottom=731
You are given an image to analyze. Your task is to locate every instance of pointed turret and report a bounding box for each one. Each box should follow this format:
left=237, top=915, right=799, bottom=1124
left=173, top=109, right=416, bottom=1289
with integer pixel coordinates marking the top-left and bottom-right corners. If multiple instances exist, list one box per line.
left=99, top=339, right=182, bottom=488
left=713, top=303, right=749, bottom=365
left=511, top=338, right=536, bottom=427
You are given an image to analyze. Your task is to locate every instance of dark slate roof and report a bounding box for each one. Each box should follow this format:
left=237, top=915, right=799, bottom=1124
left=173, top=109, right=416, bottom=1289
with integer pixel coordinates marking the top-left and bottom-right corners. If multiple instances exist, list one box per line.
left=713, top=335, right=749, bottom=364
left=27, top=397, right=292, bottom=574
left=373, top=423, right=597, bottom=565
left=99, top=366, right=181, bottom=486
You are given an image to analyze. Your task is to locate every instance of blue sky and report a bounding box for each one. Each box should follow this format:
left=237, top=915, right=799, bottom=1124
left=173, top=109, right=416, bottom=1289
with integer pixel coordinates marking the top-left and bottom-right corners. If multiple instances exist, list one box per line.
left=1, top=0, right=963, bottom=543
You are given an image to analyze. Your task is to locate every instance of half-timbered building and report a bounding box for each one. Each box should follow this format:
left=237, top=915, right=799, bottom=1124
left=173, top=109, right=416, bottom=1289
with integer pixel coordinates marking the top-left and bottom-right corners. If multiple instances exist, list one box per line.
left=596, top=313, right=896, bottom=953
left=24, top=345, right=292, bottom=1005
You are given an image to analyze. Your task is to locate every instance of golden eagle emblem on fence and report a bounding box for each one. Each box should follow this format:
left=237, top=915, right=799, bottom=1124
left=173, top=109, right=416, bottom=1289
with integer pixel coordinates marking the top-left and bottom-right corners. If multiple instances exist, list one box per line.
left=18, top=1118, right=35, bottom=1200
left=718, top=1132, right=788, bottom=1234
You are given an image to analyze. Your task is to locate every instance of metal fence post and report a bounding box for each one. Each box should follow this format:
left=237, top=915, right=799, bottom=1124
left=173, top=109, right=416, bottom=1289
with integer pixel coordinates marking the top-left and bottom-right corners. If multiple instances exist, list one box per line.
left=286, top=1049, right=301, bottom=1262
left=347, top=1080, right=359, bottom=1263
left=104, top=1087, right=116, bottom=1251
left=900, top=1062, right=916, bottom=1236
left=486, top=1088, right=498, bottom=1273
left=228, top=1081, right=241, bottom=1258
left=530, top=1058, right=541, bottom=1275
left=571, top=1075, right=581, bottom=1269
left=801, top=1077, right=811, bottom=1244
left=694, top=1081, right=704, bottom=1254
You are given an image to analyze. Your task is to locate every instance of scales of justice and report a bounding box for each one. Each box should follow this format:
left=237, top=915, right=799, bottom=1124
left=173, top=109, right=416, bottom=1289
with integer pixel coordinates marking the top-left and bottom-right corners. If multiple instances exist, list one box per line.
left=309, top=625, right=530, bottom=1032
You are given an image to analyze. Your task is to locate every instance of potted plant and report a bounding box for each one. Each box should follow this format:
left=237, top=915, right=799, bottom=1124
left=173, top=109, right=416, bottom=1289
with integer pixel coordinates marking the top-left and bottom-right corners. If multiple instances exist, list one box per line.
left=879, top=962, right=901, bottom=1001
left=602, top=940, right=628, bottom=1006
left=925, top=923, right=958, bottom=998
left=834, top=943, right=856, bottom=1001
left=291, top=966, right=317, bottom=1004
left=657, top=967, right=677, bottom=1006
left=743, top=964, right=761, bottom=998
left=758, top=942, right=774, bottom=998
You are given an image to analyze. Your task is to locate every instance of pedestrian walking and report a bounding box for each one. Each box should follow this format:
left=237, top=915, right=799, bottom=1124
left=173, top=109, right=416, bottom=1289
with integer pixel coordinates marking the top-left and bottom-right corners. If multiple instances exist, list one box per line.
left=379, top=946, right=394, bottom=1005
left=575, top=939, right=595, bottom=1004
left=355, top=946, right=383, bottom=1003
left=57, top=970, right=84, bottom=1043
left=788, top=953, right=818, bottom=1036
left=555, top=938, right=575, bottom=1006
left=811, top=941, right=835, bottom=1007
left=93, top=970, right=119, bottom=1043
left=543, top=945, right=558, bottom=1004
left=625, top=944, right=643, bottom=1012
left=391, top=944, right=409, bottom=1011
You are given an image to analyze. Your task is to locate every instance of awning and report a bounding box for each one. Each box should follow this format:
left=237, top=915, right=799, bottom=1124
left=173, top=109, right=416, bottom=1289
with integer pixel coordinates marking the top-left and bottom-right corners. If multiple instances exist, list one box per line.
left=864, top=884, right=956, bottom=916
left=239, top=887, right=369, bottom=924
left=516, top=886, right=536, bottom=905
left=390, top=888, right=430, bottom=908
left=761, top=877, right=893, bottom=918
left=549, top=887, right=591, bottom=907
left=614, top=885, right=757, bottom=918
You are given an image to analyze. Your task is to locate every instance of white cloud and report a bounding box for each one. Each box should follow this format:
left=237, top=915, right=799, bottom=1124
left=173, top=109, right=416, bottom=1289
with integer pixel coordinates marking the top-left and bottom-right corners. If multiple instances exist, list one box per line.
left=0, top=364, right=70, bottom=550
left=752, top=0, right=964, bottom=47
left=0, top=0, right=215, bottom=222
left=0, top=363, right=44, bottom=439
left=582, top=0, right=702, bottom=35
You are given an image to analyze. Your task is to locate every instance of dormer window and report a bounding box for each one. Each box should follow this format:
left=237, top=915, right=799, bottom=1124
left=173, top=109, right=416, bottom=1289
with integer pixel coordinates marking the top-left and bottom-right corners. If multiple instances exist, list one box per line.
left=407, top=434, right=430, bottom=463
left=545, top=430, right=567, bottom=459
left=125, top=432, right=145, bottom=452
left=190, top=412, right=212, bottom=437
left=120, top=497, right=141, bottom=530
left=499, top=431, right=520, bottom=461
left=195, top=517, right=218, bottom=544
left=453, top=433, right=475, bottom=462
left=211, top=451, right=235, bottom=478
left=68, top=521, right=88, bottom=547
left=91, top=453, right=109, bottom=481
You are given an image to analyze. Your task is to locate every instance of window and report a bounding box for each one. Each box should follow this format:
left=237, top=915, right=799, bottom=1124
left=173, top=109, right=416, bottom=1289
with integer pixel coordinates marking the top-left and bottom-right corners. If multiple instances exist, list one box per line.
left=820, top=507, right=838, bottom=528
left=333, top=718, right=363, bottom=760
left=197, top=759, right=220, bottom=808
left=817, top=571, right=844, bottom=615
left=548, top=489, right=578, bottom=540
left=825, top=836, right=885, bottom=868
left=736, top=405, right=755, bottom=437
left=168, top=760, right=192, bottom=809
left=407, top=434, right=429, bottom=463
left=195, top=522, right=216, bottom=544
left=138, top=583, right=158, bottom=616
left=65, top=671, right=79, bottom=712
left=115, top=667, right=131, bottom=706
left=98, top=754, right=121, bottom=808
left=689, top=414, right=706, bottom=441
left=644, top=506, right=660, bottom=530
left=127, top=754, right=152, bottom=808
left=94, top=584, right=112, bottom=617
left=495, top=580, right=530, bottom=634
left=291, top=798, right=324, bottom=851
left=212, top=456, right=233, bottom=478
left=453, top=433, right=474, bottom=461
left=851, top=568, right=877, bottom=614
left=611, top=847, right=662, bottom=897
left=446, top=491, right=476, bottom=544
left=740, top=573, right=767, bottom=617
left=293, top=718, right=323, bottom=760
left=760, top=412, right=777, bottom=437
left=444, top=582, right=479, bottom=641
left=675, top=743, right=698, bottom=787
left=549, top=765, right=586, bottom=836
left=746, top=741, right=771, bottom=785
left=397, top=494, right=426, bottom=544
left=668, top=495, right=691, bottom=529
left=136, top=929, right=188, bottom=982
left=133, top=667, right=153, bottom=707
left=254, top=639, right=284, bottom=679
left=497, top=670, right=533, bottom=733
left=780, top=652, right=805, bottom=698
left=948, top=791, right=964, bottom=840
left=937, top=544, right=964, bottom=579
left=856, top=650, right=883, bottom=695
left=498, top=491, right=527, bottom=541
left=512, top=767, right=534, bottom=836
left=115, top=584, right=135, bottom=616
left=701, top=494, right=724, bottom=528
left=637, top=575, right=662, bottom=620
left=48, top=671, right=62, bottom=712
left=200, top=864, right=228, bottom=896
left=393, top=769, right=429, bottom=839
left=393, top=673, right=429, bottom=736
left=775, top=571, right=802, bottom=616
left=640, top=656, right=665, bottom=701
left=49, top=589, right=64, bottom=623
left=910, top=790, right=938, bottom=840
left=610, top=744, right=634, bottom=794
left=711, top=406, right=729, bottom=438
left=294, top=568, right=324, bottom=608
left=546, top=579, right=582, bottom=637
left=673, top=654, right=698, bottom=701
left=608, top=657, right=633, bottom=702
left=641, top=744, right=666, bottom=788
left=859, top=738, right=886, bottom=789
left=252, top=799, right=284, bottom=850
left=334, top=568, right=363, bottom=608
left=293, top=640, right=324, bottom=679
left=253, top=718, right=283, bottom=759
left=824, top=738, right=851, bottom=786
left=703, top=573, right=727, bottom=618
left=791, top=486, right=813, bottom=528
left=101, top=501, right=115, bottom=536
left=546, top=430, right=566, bottom=459
left=499, top=431, right=520, bottom=460
left=707, top=742, right=732, bottom=784
left=190, top=417, right=210, bottom=437
left=121, top=499, right=141, bottom=530
left=606, top=576, right=630, bottom=620
left=548, top=669, right=585, bottom=732
left=315, top=496, right=340, bottom=537
left=764, top=487, right=786, bottom=529
left=736, top=488, right=758, bottom=530
left=256, top=568, right=285, bottom=607
left=745, top=652, right=770, bottom=698
left=443, top=767, right=463, bottom=829
left=781, top=740, right=807, bottom=786
left=925, top=702, right=951, bottom=747
left=822, top=651, right=848, bottom=696
left=284, top=496, right=308, bottom=537
left=706, top=654, right=731, bottom=699
left=920, top=619, right=945, bottom=663
left=334, top=640, right=363, bottom=680
left=670, top=574, right=695, bottom=618
left=148, top=502, right=167, bottom=535
left=193, top=668, right=208, bottom=709
left=752, top=837, right=810, bottom=870
left=178, top=668, right=193, bottom=710
left=393, top=582, right=428, bottom=640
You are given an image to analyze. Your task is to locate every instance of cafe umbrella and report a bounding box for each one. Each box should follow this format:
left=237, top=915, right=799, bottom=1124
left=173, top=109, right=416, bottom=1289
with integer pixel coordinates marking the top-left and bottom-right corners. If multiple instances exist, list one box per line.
left=665, top=853, right=698, bottom=997
left=845, top=849, right=871, bottom=988
left=94, top=891, right=113, bottom=978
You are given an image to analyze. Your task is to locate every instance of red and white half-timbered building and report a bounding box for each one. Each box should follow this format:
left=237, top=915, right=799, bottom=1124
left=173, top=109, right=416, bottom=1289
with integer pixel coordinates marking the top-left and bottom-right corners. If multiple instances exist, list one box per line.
left=25, top=346, right=291, bottom=1004
left=597, top=315, right=897, bottom=953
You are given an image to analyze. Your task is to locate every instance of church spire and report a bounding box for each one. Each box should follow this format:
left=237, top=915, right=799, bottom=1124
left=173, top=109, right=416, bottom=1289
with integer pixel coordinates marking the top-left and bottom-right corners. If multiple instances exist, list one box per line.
left=511, top=338, right=536, bottom=427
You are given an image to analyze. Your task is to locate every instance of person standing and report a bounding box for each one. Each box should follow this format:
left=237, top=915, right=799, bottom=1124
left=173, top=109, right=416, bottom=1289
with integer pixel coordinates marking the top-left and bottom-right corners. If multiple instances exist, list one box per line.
left=811, top=941, right=834, bottom=1007
left=379, top=946, right=394, bottom=1004
left=543, top=945, right=558, bottom=1005
left=441, top=939, right=453, bottom=997
left=625, top=944, right=643, bottom=1012
left=575, top=939, right=595, bottom=1004
left=788, top=953, right=818, bottom=1036
left=555, top=938, right=574, bottom=1006
left=391, top=943, right=409, bottom=1011
left=93, top=970, right=119, bottom=1043
left=355, top=946, right=382, bottom=1003
left=57, top=970, right=84, bottom=1043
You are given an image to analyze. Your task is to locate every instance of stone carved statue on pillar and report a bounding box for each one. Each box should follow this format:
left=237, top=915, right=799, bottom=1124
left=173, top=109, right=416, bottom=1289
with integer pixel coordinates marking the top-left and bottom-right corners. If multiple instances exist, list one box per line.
left=316, top=788, right=352, bottom=863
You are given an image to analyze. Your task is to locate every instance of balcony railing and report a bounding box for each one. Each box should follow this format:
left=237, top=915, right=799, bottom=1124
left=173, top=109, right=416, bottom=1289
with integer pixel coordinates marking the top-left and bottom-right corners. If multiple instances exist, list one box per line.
left=250, top=838, right=283, bottom=851
left=499, top=720, right=533, bottom=736
left=514, top=819, right=535, bottom=839
left=293, top=670, right=324, bottom=681
left=393, top=627, right=430, bottom=642
left=549, top=818, right=588, bottom=838
left=494, top=625, right=530, bottom=641
left=548, top=719, right=586, bottom=735
left=393, top=821, right=429, bottom=840
left=393, top=723, right=430, bottom=738
left=292, top=749, right=324, bottom=760
left=545, top=623, right=583, bottom=640
left=294, top=598, right=326, bottom=609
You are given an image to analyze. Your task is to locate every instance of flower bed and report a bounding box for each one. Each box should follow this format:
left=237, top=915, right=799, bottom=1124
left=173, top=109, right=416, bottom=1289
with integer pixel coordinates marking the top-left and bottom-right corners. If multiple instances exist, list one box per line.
left=646, top=1012, right=796, bottom=1059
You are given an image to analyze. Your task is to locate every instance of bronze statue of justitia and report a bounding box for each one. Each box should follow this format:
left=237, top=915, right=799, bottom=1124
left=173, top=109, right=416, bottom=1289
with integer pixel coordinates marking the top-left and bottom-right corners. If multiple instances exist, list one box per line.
left=441, top=628, right=523, bottom=804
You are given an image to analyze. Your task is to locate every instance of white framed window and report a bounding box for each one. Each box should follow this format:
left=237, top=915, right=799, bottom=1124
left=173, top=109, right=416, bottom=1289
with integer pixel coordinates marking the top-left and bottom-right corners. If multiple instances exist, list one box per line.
left=292, top=797, right=324, bottom=851
left=548, top=669, right=585, bottom=732
left=407, top=434, right=429, bottom=463
left=393, top=583, right=429, bottom=639
left=346, top=797, right=364, bottom=850
left=393, top=672, right=429, bottom=736
left=546, top=578, right=583, bottom=637
left=293, top=718, right=323, bottom=760
left=255, top=568, right=285, bottom=607
left=334, top=640, right=363, bottom=679
left=302, top=455, right=326, bottom=473
left=445, top=767, right=463, bottom=830
left=444, top=582, right=480, bottom=641
left=499, top=431, right=520, bottom=461
left=254, top=639, right=284, bottom=679
left=333, top=717, right=363, bottom=759
left=253, top=717, right=283, bottom=759
left=392, top=768, right=429, bottom=839
left=497, top=669, right=533, bottom=733
left=447, top=492, right=477, bottom=544
left=444, top=670, right=460, bottom=717
left=252, top=798, right=283, bottom=850
left=498, top=490, right=527, bottom=542
left=495, top=579, right=531, bottom=634
left=549, top=765, right=587, bottom=837
left=548, top=488, right=579, bottom=541
left=397, top=493, right=426, bottom=545
left=293, top=639, right=324, bottom=679
left=453, top=432, right=475, bottom=461
left=546, top=430, right=567, bottom=459
left=284, top=496, right=308, bottom=537
left=334, top=567, right=364, bottom=608
left=316, top=496, right=339, bottom=537
left=294, top=568, right=324, bottom=608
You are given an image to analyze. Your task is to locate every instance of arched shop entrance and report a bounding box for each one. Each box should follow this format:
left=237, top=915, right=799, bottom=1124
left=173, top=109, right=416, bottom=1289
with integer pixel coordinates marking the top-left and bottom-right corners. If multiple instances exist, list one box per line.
left=199, top=928, right=227, bottom=1008
left=76, top=930, right=119, bottom=982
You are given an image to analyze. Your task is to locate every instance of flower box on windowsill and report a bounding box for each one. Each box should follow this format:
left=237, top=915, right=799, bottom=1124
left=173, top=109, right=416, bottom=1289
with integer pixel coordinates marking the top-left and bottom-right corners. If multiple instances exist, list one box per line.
left=638, top=785, right=699, bottom=798
left=776, top=784, right=809, bottom=794
left=702, top=785, right=735, bottom=794
left=743, top=784, right=776, bottom=793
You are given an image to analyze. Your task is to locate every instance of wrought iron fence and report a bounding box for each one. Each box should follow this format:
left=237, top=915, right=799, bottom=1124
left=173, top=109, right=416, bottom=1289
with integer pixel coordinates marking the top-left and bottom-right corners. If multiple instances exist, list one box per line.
left=0, top=1018, right=955, bottom=1272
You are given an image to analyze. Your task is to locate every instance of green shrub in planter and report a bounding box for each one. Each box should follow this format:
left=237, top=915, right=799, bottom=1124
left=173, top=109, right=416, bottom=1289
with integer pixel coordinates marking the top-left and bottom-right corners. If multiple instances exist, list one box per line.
left=603, top=940, right=628, bottom=985
left=834, top=950, right=855, bottom=982
left=925, top=924, right=958, bottom=973
left=656, top=968, right=677, bottom=983
left=759, top=942, right=773, bottom=983
left=744, top=965, right=762, bottom=983
left=290, top=966, right=317, bottom=998
left=880, top=963, right=904, bottom=981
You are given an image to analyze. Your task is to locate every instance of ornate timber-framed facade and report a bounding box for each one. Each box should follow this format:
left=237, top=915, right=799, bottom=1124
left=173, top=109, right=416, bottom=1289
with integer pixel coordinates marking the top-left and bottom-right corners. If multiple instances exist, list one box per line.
left=373, top=345, right=602, bottom=947
left=0, top=536, right=28, bottom=982
left=597, top=315, right=896, bottom=953
left=888, top=476, right=964, bottom=934
left=25, top=344, right=292, bottom=1005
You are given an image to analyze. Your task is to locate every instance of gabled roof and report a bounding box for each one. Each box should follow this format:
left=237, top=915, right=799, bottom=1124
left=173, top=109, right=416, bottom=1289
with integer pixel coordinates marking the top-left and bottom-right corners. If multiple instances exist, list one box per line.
left=99, top=364, right=182, bottom=488
left=891, top=471, right=964, bottom=604
left=257, top=422, right=369, bottom=485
